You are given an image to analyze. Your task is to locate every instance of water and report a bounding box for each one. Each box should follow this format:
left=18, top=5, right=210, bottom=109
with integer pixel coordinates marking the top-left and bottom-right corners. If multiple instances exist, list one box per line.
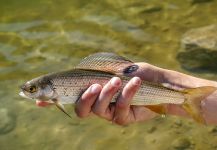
left=0, top=0, right=217, bottom=149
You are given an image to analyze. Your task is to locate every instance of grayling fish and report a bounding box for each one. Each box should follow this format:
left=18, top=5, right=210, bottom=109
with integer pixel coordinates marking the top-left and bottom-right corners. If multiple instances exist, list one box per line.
left=19, top=52, right=217, bottom=123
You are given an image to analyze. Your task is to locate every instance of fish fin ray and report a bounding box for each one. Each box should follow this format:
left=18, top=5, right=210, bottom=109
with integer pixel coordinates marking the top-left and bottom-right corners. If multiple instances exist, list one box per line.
left=75, top=52, right=135, bottom=75
left=145, top=105, right=167, bottom=114
left=181, top=86, right=217, bottom=124
left=52, top=99, right=72, bottom=119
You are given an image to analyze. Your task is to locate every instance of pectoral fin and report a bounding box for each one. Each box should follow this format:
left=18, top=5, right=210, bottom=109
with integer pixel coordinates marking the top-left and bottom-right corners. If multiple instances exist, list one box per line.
left=52, top=99, right=72, bottom=118
left=75, top=52, right=137, bottom=75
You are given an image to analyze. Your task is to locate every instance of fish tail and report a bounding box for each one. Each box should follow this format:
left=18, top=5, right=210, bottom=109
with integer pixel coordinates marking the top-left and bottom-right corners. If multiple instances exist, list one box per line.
left=181, top=86, right=217, bottom=124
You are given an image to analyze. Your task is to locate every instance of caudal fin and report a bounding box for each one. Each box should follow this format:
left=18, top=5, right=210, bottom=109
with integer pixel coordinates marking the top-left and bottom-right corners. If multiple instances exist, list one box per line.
left=182, top=86, right=217, bottom=124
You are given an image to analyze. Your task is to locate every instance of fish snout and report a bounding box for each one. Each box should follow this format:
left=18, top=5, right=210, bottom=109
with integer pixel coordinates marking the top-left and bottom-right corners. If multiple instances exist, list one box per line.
left=20, top=84, right=26, bottom=90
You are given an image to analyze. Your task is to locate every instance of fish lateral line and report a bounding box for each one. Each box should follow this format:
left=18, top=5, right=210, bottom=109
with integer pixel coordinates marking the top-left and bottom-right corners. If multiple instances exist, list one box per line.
left=19, top=52, right=217, bottom=125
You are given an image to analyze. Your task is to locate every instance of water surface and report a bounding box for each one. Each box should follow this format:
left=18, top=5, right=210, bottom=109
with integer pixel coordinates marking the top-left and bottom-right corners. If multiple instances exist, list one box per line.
left=0, top=0, right=217, bottom=150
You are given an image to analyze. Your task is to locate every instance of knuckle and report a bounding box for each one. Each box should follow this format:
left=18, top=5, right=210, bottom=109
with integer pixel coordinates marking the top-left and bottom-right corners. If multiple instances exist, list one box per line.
left=116, top=102, right=126, bottom=109
left=102, top=87, right=116, bottom=96
left=92, top=106, right=104, bottom=116
left=127, top=84, right=139, bottom=93
left=122, top=86, right=137, bottom=100
left=74, top=107, right=88, bottom=118
left=103, top=81, right=121, bottom=94
left=77, top=113, right=87, bottom=118
left=75, top=111, right=87, bottom=118
left=114, top=118, right=128, bottom=126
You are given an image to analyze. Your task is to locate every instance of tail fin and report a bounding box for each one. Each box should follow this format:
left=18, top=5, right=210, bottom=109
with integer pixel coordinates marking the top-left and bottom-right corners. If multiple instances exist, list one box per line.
left=182, top=86, right=217, bottom=124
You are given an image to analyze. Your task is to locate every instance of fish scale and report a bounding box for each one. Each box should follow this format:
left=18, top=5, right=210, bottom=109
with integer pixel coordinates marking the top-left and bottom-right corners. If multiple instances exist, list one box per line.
left=45, top=69, right=185, bottom=105
left=19, top=52, right=217, bottom=123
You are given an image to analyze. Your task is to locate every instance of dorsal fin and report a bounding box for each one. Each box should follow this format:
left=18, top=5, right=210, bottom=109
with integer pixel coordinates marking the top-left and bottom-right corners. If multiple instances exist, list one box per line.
left=75, top=52, right=137, bottom=75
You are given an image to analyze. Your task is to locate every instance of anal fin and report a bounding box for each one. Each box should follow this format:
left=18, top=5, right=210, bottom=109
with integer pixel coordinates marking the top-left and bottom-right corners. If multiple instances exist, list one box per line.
left=145, top=104, right=167, bottom=114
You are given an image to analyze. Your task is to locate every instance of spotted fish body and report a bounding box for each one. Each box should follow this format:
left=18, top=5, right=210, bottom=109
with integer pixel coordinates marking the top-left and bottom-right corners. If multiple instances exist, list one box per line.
left=20, top=52, right=217, bottom=123
left=43, top=69, right=185, bottom=105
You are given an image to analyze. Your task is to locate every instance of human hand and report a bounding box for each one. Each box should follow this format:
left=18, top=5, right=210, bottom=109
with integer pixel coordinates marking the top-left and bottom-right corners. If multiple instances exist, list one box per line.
left=74, top=62, right=172, bottom=125
left=75, top=62, right=217, bottom=125
left=75, top=76, right=157, bottom=125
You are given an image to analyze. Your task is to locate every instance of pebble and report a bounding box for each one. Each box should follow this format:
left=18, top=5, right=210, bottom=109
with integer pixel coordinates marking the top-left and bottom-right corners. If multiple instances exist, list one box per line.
left=0, top=108, right=16, bottom=135
left=140, top=5, right=162, bottom=13
left=174, top=120, right=183, bottom=127
left=121, top=129, right=126, bottom=135
left=190, top=0, right=213, bottom=4
left=181, top=24, right=217, bottom=51
left=147, top=126, right=157, bottom=133
left=172, top=138, right=191, bottom=150
left=177, top=24, right=217, bottom=72
left=150, top=139, right=156, bottom=143
left=208, top=126, right=217, bottom=133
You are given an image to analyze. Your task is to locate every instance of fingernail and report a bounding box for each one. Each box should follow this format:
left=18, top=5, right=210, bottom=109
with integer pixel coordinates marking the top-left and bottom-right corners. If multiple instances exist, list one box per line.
left=90, top=84, right=100, bottom=94
left=132, top=77, right=141, bottom=85
left=111, top=77, right=121, bottom=87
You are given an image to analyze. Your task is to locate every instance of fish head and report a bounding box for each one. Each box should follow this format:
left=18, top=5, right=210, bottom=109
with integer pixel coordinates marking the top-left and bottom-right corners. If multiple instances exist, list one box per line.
left=19, top=77, right=55, bottom=101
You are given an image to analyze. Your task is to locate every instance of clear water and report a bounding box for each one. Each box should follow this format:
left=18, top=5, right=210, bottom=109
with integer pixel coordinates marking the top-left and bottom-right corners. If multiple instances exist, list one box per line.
left=0, top=0, right=217, bottom=149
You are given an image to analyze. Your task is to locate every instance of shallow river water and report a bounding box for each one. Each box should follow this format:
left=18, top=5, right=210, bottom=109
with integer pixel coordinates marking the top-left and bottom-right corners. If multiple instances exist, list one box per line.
left=0, top=0, right=217, bottom=150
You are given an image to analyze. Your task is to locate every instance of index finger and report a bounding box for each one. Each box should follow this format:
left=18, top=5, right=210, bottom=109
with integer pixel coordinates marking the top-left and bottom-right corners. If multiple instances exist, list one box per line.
left=75, top=84, right=102, bottom=118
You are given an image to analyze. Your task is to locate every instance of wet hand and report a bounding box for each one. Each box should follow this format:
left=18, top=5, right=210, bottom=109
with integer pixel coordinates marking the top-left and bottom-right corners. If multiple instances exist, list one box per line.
left=75, top=77, right=156, bottom=125
left=75, top=62, right=217, bottom=125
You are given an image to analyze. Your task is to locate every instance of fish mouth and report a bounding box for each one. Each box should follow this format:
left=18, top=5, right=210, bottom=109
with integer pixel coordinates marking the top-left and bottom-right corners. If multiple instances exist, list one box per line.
left=19, top=91, right=35, bottom=101
left=19, top=91, right=29, bottom=99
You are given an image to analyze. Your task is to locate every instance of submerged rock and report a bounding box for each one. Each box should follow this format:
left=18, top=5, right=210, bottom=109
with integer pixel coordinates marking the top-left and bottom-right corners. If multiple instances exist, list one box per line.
left=172, top=138, right=192, bottom=150
left=0, top=53, right=16, bottom=67
left=181, top=25, right=217, bottom=51
left=172, top=119, right=183, bottom=128
left=140, top=5, right=162, bottom=13
left=0, top=108, right=16, bottom=135
left=177, top=25, right=217, bottom=72
left=208, top=126, right=217, bottom=134
left=147, top=126, right=157, bottom=133
left=190, top=0, right=213, bottom=4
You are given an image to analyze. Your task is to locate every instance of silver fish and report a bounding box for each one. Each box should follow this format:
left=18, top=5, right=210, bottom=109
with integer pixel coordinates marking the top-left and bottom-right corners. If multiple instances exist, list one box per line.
left=19, top=52, right=217, bottom=123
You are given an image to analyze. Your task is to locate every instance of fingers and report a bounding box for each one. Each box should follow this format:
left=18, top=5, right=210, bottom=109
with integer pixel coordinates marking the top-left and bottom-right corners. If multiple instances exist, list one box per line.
left=75, top=84, right=102, bottom=118
left=92, top=77, right=122, bottom=120
left=75, top=76, right=148, bottom=126
left=113, top=77, right=141, bottom=125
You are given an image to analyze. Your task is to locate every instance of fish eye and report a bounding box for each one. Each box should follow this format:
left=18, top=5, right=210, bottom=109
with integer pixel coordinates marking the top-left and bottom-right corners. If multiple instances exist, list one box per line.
left=28, top=86, right=37, bottom=93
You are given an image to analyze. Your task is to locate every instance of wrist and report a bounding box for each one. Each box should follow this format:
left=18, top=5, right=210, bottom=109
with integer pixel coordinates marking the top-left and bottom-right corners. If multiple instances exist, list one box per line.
left=134, top=62, right=166, bottom=83
left=162, top=69, right=217, bottom=88
left=202, top=91, right=217, bottom=125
